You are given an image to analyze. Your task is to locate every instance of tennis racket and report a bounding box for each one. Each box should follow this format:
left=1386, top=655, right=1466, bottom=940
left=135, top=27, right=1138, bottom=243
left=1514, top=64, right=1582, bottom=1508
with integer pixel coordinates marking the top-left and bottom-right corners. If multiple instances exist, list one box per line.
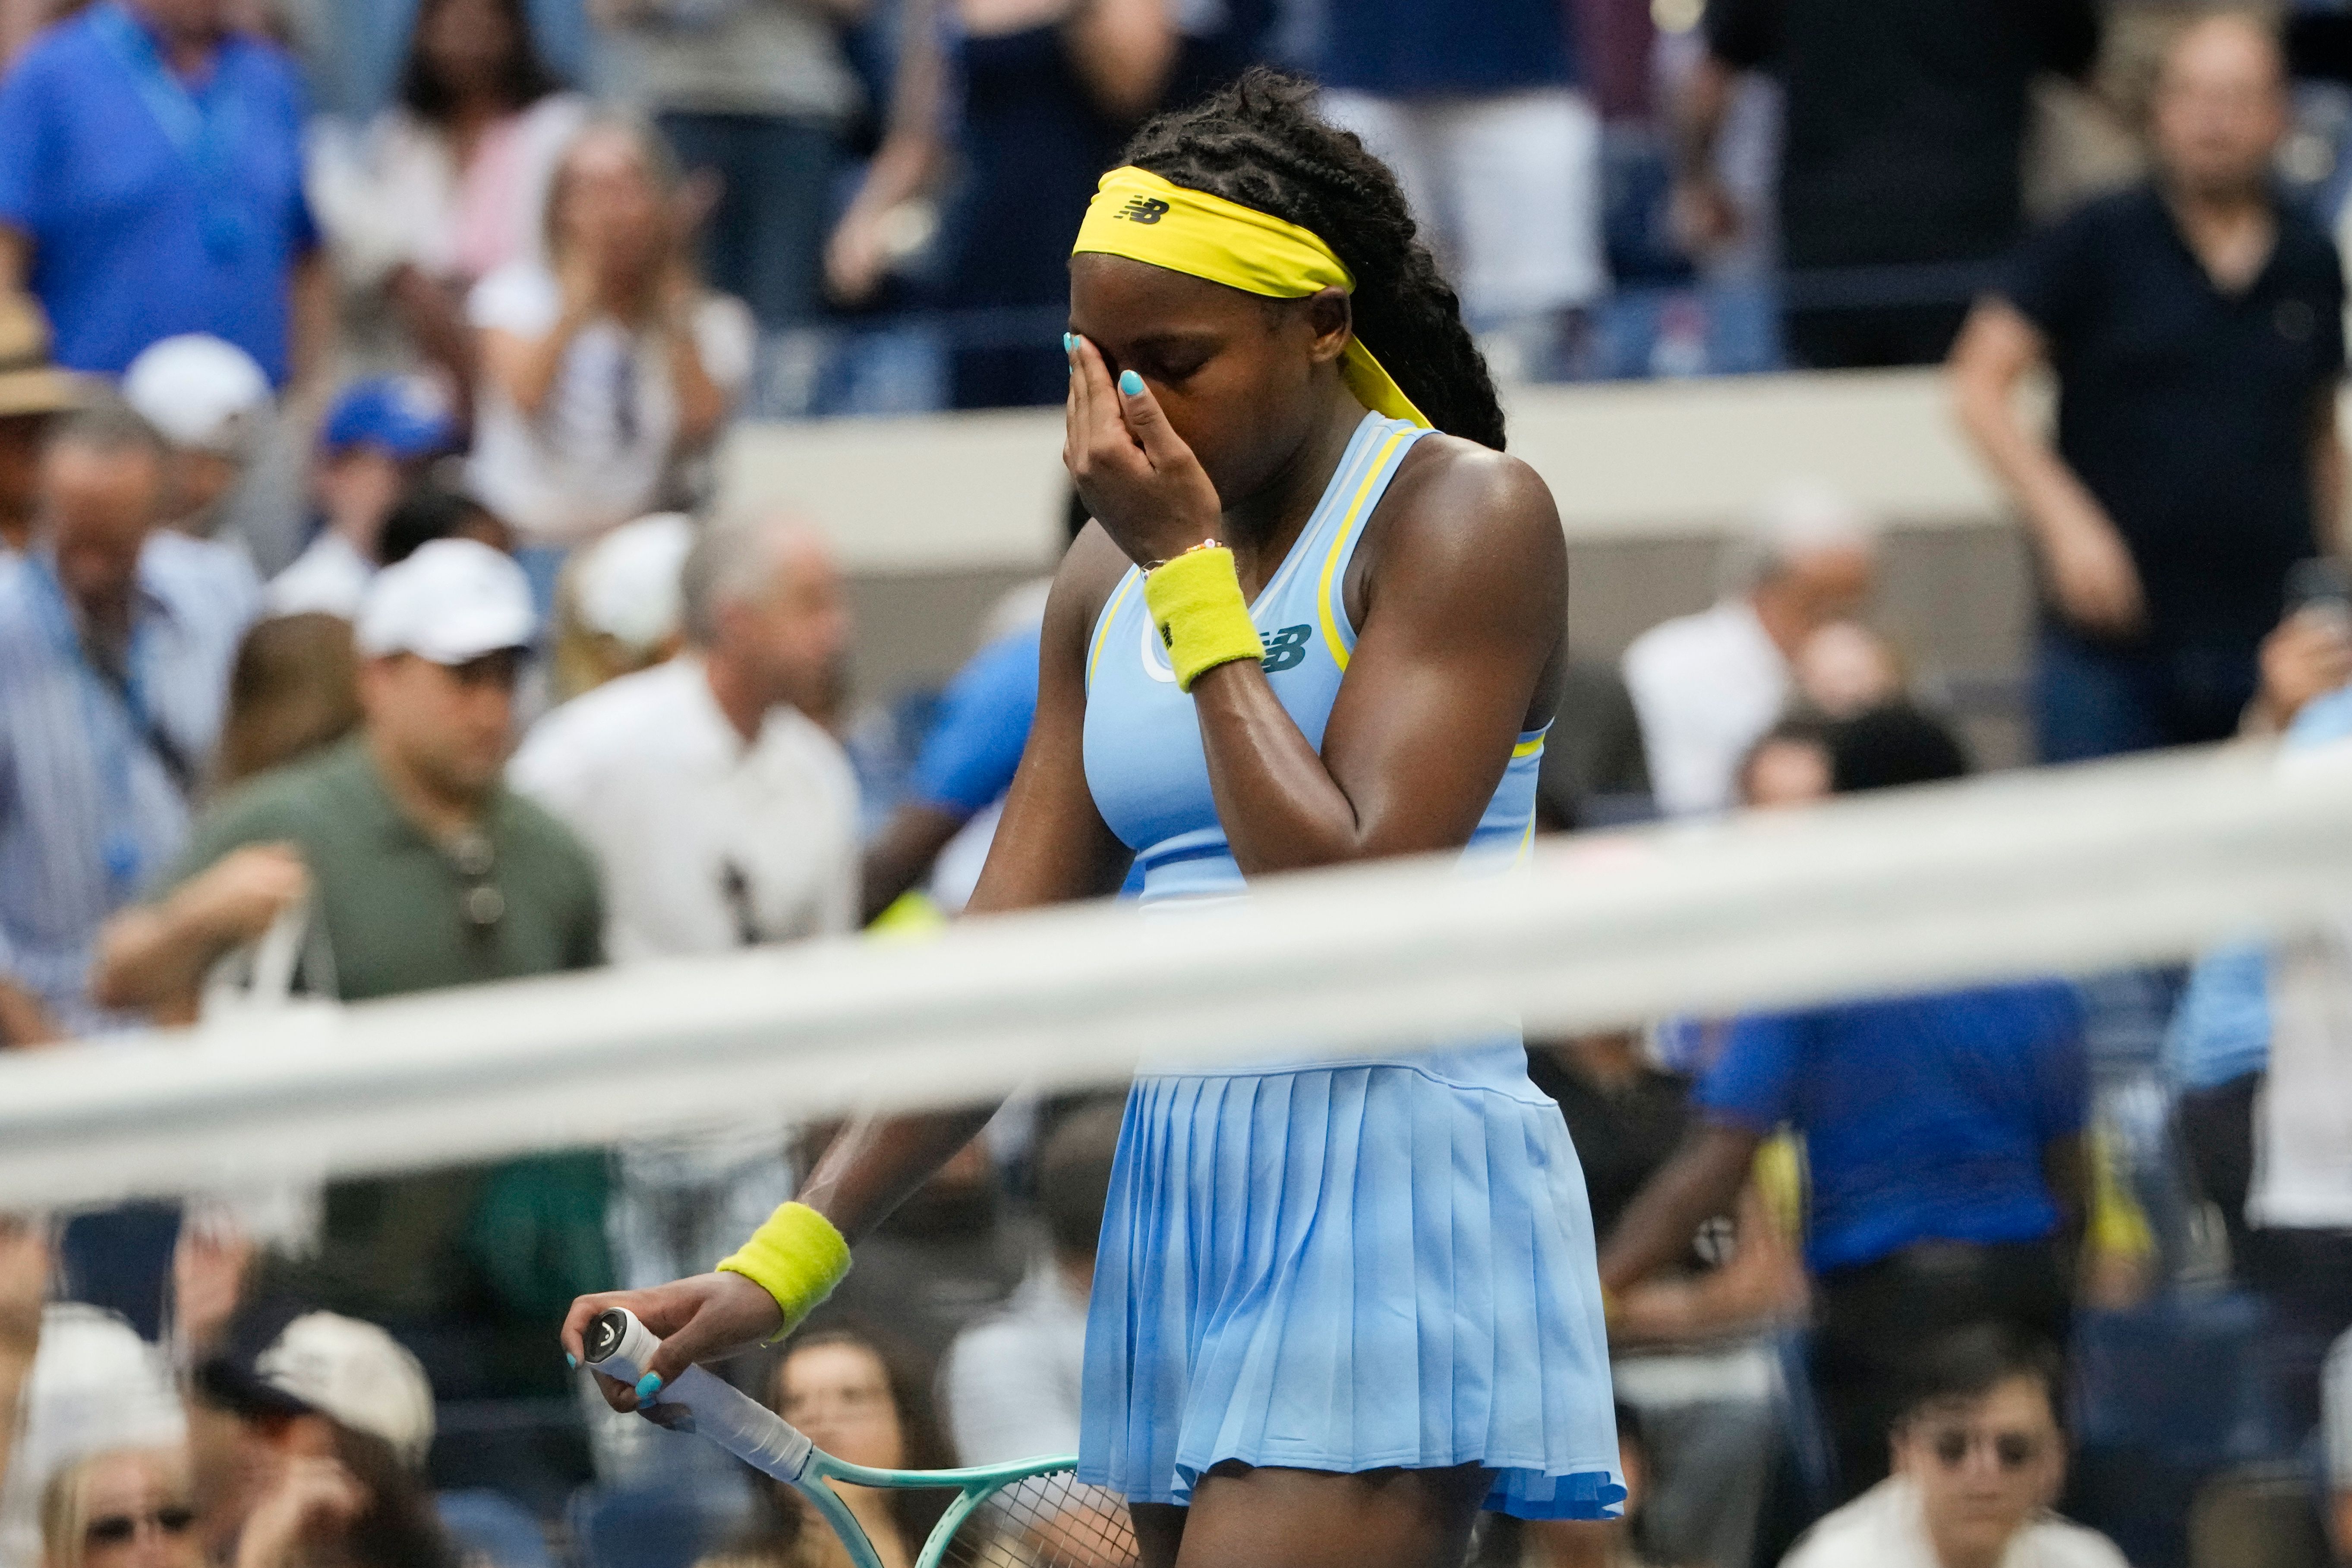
left=583, top=1308, right=1139, bottom=1568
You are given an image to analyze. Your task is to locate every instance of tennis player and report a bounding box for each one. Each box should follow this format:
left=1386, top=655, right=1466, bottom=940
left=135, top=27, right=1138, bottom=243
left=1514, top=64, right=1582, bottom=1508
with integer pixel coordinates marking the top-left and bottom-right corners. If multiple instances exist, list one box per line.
left=564, top=71, right=1623, bottom=1565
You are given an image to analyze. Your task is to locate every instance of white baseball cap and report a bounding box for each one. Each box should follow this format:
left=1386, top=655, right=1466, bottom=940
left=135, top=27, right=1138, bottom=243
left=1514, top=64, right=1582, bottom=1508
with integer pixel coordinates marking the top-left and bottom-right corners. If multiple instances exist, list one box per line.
left=356, top=538, right=537, bottom=664
left=121, top=334, right=271, bottom=455
left=254, top=1313, right=435, bottom=1467
left=575, top=512, right=694, bottom=650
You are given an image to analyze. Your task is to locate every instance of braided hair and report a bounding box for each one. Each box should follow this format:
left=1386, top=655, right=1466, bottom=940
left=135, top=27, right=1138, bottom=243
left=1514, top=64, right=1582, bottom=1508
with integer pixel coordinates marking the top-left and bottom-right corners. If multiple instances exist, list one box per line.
left=1117, top=69, right=1507, bottom=451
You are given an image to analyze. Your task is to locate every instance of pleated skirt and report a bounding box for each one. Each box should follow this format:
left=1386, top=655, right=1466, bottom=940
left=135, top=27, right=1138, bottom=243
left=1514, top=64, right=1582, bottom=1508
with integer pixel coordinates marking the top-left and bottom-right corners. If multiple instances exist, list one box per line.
left=1076, top=1061, right=1627, bottom=1520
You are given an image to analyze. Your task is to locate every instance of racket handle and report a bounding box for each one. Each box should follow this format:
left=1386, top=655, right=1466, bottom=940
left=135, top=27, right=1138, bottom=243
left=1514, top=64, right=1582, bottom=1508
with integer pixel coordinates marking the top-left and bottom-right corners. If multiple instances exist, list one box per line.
left=583, top=1308, right=814, bottom=1481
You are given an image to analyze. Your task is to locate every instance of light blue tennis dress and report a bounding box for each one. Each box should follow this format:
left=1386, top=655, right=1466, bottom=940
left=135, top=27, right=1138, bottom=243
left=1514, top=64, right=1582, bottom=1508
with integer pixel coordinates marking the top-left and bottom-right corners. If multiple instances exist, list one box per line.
left=1074, top=410, right=1625, bottom=1520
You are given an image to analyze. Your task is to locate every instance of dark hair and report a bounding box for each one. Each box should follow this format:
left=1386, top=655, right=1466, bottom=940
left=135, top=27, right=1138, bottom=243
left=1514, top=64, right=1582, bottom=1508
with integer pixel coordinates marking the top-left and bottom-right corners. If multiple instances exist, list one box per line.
left=328, top=1423, right=457, bottom=1568
left=1117, top=69, right=1507, bottom=450
left=215, top=612, right=362, bottom=790
left=1897, top=1325, right=2068, bottom=1435
left=397, top=0, right=563, bottom=123
left=728, top=1324, right=955, bottom=1566
left=1037, top=1099, right=1123, bottom=1261
left=378, top=481, right=476, bottom=567
left=1828, top=703, right=1970, bottom=794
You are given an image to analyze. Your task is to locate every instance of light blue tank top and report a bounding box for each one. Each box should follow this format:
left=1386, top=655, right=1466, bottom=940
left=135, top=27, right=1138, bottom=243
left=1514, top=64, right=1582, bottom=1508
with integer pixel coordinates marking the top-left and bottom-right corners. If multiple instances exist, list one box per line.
left=1081, top=411, right=1548, bottom=1087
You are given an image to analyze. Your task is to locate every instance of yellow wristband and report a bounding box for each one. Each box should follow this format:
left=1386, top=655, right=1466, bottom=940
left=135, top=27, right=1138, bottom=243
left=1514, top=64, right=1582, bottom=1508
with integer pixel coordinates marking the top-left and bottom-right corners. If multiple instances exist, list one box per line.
left=716, top=1201, right=851, bottom=1342
left=1143, top=546, right=1264, bottom=693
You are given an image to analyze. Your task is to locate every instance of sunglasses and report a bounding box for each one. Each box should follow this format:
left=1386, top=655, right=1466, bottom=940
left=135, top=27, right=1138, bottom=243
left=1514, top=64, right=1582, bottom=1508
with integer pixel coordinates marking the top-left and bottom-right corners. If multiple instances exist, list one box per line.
left=1928, top=1427, right=2044, bottom=1473
left=86, top=1506, right=195, bottom=1545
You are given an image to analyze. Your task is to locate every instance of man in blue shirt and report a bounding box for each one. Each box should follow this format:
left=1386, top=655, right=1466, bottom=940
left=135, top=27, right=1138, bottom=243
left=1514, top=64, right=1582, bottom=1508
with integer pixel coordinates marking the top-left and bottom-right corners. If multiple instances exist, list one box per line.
left=1601, top=708, right=2090, bottom=1500
left=0, top=0, right=324, bottom=386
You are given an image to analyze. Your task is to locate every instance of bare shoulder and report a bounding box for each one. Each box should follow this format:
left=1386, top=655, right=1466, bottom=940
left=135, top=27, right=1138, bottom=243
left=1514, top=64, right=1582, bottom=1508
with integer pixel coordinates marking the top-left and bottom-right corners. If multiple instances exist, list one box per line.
left=1040, top=520, right=1139, bottom=661
left=1359, top=433, right=1566, bottom=608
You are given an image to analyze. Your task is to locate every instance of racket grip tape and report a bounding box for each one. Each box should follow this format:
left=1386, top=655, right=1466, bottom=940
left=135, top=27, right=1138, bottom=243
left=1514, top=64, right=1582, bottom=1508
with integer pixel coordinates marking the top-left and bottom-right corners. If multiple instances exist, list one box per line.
left=583, top=1308, right=814, bottom=1481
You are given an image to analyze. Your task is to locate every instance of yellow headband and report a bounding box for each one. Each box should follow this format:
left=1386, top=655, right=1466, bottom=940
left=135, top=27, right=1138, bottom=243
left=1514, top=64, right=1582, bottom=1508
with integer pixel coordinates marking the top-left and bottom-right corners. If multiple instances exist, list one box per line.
left=1070, top=166, right=1431, bottom=430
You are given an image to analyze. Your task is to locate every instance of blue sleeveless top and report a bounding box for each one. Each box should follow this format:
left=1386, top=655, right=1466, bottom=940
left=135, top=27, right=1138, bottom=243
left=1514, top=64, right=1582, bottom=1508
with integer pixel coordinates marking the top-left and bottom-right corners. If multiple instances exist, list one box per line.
left=1081, top=410, right=1548, bottom=1087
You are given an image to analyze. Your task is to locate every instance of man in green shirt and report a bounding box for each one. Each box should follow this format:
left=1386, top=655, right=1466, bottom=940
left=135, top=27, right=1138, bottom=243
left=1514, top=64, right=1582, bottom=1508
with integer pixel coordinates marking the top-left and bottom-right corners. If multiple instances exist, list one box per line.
left=95, top=538, right=606, bottom=1488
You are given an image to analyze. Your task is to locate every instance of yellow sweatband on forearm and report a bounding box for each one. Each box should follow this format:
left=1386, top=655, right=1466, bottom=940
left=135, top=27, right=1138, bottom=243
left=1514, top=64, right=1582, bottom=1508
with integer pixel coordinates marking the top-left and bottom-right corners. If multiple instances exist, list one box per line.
left=716, top=1201, right=851, bottom=1341
left=1144, top=546, right=1264, bottom=693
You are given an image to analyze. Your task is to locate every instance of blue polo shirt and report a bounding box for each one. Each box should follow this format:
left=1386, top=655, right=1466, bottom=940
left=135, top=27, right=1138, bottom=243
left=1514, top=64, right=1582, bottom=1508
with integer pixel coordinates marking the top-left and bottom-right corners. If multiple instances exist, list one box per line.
left=0, top=3, right=316, bottom=383
left=907, top=627, right=1040, bottom=817
left=1697, top=981, right=2088, bottom=1273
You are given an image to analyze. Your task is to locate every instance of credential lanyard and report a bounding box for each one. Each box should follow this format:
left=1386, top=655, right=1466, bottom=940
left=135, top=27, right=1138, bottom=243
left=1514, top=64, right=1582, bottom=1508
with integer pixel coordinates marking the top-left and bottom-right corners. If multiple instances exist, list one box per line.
left=24, top=555, right=183, bottom=897
left=88, top=1, right=250, bottom=260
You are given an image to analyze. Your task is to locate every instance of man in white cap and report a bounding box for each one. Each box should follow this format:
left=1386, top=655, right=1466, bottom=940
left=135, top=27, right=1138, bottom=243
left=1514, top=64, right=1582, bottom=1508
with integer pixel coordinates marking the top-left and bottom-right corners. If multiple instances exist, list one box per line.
left=92, top=540, right=607, bottom=1492
left=120, top=334, right=272, bottom=546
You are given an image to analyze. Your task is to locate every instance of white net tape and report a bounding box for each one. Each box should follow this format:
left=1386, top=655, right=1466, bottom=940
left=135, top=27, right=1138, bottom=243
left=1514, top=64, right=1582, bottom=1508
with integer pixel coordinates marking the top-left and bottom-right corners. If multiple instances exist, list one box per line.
left=2, top=743, right=2348, bottom=1210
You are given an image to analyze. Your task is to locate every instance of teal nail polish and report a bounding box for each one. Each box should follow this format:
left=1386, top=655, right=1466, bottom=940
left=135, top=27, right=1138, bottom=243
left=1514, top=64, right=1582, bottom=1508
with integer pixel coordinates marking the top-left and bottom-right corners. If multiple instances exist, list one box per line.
left=1063, top=333, right=1077, bottom=352
left=636, top=1372, right=663, bottom=1402
left=1119, top=370, right=1144, bottom=396
left=565, top=1353, right=578, bottom=1370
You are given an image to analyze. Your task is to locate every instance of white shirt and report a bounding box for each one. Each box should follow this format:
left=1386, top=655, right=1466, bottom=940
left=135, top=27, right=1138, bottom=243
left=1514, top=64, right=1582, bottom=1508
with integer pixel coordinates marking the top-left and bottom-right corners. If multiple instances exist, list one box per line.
left=1621, top=596, right=1791, bottom=817
left=307, top=94, right=590, bottom=289
left=466, top=262, right=755, bottom=546
left=509, top=657, right=858, bottom=961
left=1782, top=1477, right=2129, bottom=1568
left=942, top=1262, right=1089, bottom=1464
left=2250, top=911, right=2352, bottom=1229
left=265, top=531, right=373, bottom=619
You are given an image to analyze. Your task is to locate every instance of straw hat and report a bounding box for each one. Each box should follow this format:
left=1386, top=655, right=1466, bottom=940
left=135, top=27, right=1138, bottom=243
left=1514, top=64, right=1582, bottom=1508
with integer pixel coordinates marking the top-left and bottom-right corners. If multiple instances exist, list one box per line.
left=0, top=293, right=92, bottom=420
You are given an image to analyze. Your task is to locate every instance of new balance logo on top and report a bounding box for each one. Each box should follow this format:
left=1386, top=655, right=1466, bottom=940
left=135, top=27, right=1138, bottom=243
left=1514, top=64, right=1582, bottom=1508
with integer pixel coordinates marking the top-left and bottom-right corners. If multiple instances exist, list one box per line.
left=1116, top=196, right=1171, bottom=225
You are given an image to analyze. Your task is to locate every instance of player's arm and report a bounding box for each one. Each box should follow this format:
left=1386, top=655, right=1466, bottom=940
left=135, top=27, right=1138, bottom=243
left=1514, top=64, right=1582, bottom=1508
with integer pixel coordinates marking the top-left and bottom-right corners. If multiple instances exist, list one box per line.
left=563, top=531, right=1133, bottom=1405
left=1067, top=335, right=1563, bottom=870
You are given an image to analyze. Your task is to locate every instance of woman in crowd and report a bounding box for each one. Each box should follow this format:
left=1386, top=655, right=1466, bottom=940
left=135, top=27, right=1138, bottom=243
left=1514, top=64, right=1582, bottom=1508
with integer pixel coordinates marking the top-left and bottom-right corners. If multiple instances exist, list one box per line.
left=309, top=0, right=587, bottom=397
left=698, top=1325, right=953, bottom=1568
left=467, top=119, right=753, bottom=574
left=573, top=68, right=1624, bottom=1565
left=212, top=613, right=363, bottom=795
left=39, top=1449, right=199, bottom=1568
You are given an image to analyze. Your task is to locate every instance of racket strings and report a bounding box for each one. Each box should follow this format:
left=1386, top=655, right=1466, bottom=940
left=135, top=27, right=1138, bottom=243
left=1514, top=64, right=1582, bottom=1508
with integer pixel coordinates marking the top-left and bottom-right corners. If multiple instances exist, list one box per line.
left=934, top=1468, right=1139, bottom=1568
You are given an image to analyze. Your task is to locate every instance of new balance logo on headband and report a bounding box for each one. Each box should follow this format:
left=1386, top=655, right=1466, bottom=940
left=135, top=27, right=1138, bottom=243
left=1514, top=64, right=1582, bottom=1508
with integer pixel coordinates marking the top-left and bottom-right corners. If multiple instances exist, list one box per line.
left=1116, top=196, right=1171, bottom=225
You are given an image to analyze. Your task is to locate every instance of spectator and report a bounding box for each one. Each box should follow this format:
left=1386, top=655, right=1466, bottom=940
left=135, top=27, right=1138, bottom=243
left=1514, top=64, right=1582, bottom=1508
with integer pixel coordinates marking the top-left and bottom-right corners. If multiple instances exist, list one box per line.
left=1780, top=1327, right=2125, bottom=1568
left=265, top=376, right=459, bottom=620
left=468, top=118, right=754, bottom=551
left=1794, top=620, right=1905, bottom=721
left=189, top=1310, right=452, bottom=1568
left=375, top=479, right=512, bottom=569
left=38, top=1447, right=202, bottom=1568
left=89, top=540, right=605, bottom=1499
left=0, top=1222, right=187, bottom=1568
left=1530, top=661, right=1651, bottom=834
left=513, top=513, right=854, bottom=961
left=1528, top=1033, right=1803, bottom=1568
left=832, top=0, right=1173, bottom=408
left=597, top=0, right=870, bottom=333
left=0, top=0, right=328, bottom=387
left=0, top=292, right=85, bottom=554
left=545, top=509, right=693, bottom=704
left=1736, top=717, right=1834, bottom=810
left=213, top=612, right=362, bottom=796
left=698, top=1324, right=953, bottom=1568
left=1601, top=712, right=2089, bottom=1501
left=120, top=335, right=272, bottom=549
left=1621, top=484, right=1876, bottom=816
left=0, top=400, right=254, bottom=1049
left=1317, top=0, right=1605, bottom=377
left=2325, top=1326, right=2352, bottom=1561
left=511, top=514, right=851, bottom=1315
left=942, top=1101, right=1122, bottom=1467
left=1676, top=0, right=2099, bottom=369
left=1951, top=13, right=2346, bottom=763
left=306, top=0, right=588, bottom=396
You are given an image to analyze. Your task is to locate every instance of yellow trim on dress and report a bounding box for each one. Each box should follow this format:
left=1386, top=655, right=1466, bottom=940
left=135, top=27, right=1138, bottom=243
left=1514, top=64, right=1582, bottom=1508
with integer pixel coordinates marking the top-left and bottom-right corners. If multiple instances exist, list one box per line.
left=1089, top=568, right=1141, bottom=691
left=1316, top=429, right=1412, bottom=671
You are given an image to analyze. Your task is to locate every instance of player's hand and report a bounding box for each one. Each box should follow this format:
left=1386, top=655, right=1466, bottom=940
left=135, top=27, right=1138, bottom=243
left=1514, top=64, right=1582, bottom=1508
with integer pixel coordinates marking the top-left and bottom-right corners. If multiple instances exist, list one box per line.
left=1063, top=334, right=1223, bottom=569
left=561, top=1272, right=782, bottom=1416
left=2041, top=509, right=2147, bottom=639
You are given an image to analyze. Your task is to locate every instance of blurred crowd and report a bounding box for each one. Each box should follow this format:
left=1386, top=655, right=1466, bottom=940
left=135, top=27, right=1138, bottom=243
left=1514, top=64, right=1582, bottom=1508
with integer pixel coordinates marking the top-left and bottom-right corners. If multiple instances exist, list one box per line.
left=1, top=2, right=2351, bottom=1568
